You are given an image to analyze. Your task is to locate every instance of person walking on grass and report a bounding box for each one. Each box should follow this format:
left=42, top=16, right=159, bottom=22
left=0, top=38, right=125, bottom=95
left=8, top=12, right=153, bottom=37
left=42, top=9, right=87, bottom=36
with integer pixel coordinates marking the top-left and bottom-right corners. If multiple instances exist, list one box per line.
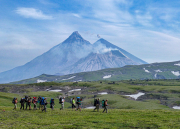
left=76, top=98, right=82, bottom=111
left=103, top=99, right=108, bottom=113
left=20, top=98, right=25, bottom=110
left=13, top=98, right=18, bottom=110
left=94, top=98, right=100, bottom=112
left=72, top=97, right=76, bottom=111
left=50, top=98, right=55, bottom=110
left=32, top=97, right=38, bottom=110
left=42, top=98, right=48, bottom=112
left=38, top=96, right=42, bottom=110
left=28, top=96, right=32, bottom=110
left=60, top=97, right=65, bottom=110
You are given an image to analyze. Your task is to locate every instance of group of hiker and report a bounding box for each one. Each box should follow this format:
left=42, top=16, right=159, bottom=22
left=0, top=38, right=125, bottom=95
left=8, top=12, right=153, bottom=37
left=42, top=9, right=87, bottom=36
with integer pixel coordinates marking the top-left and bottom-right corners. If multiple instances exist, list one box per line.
left=12, top=96, right=108, bottom=113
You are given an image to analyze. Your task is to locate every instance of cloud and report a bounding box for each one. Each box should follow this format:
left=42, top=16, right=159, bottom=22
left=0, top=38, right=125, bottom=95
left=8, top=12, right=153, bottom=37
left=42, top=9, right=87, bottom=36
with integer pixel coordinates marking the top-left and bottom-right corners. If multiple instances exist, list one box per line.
left=72, top=13, right=81, bottom=18
left=15, top=7, right=53, bottom=20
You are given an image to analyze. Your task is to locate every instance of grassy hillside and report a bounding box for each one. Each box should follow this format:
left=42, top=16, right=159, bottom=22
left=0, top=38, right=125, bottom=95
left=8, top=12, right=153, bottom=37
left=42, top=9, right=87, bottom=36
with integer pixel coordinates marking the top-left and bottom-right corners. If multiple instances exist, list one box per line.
left=12, top=60, right=180, bottom=84
left=1, top=80, right=180, bottom=128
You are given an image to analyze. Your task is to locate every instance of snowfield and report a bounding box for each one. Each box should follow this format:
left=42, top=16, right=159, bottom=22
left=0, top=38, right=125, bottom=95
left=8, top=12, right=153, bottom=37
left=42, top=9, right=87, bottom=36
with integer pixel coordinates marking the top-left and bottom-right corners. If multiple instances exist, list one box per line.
left=125, top=92, right=145, bottom=100
left=143, top=68, right=150, bottom=73
left=171, top=71, right=180, bottom=76
left=154, top=69, right=162, bottom=72
left=154, top=73, right=157, bottom=78
left=173, top=106, right=180, bottom=109
left=98, top=92, right=108, bottom=95
left=103, top=75, right=111, bottom=79
left=174, top=63, right=180, bottom=66
left=37, top=79, right=47, bottom=83
left=68, top=89, right=81, bottom=92
left=62, top=76, right=76, bottom=80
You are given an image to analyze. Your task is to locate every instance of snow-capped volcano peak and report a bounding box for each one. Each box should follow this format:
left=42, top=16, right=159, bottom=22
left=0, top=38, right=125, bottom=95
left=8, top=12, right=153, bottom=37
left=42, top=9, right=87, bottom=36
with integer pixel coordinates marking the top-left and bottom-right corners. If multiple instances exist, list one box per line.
left=62, top=31, right=90, bottom=44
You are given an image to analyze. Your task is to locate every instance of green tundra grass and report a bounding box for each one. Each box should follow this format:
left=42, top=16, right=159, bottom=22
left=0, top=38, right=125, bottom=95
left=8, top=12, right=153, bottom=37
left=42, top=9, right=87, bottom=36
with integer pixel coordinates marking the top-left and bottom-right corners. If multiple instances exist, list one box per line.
left=1, top=80, right=180, bottom=128
left=1, top=107, right=180, bottom=129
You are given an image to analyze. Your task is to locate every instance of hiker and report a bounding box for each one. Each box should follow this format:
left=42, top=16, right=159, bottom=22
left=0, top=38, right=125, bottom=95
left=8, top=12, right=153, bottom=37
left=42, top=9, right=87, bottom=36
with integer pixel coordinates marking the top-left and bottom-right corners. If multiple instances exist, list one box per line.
left=12, top=97, right=18, bottom=110
left=59, top=97, right=65, bottom=110
left=72, top=97, right=76, bottom=110
left=38, top=96, right=42, bottom=110
left=94, top=98, right=100, bottom=112
left=42, top=97, right=48, bottom=112
left=50, top=98, right=55, bottom=110
left=28, top=96, right=32, bottom=110
left=76, top=97, right=82, bottom=111
left=103, top=99, right=108, bottom=113
left=20, top=98, right=25, bottom=110
left=32, top=97, right=38, bottom=110
left=25, top=95, right=28, bottom=110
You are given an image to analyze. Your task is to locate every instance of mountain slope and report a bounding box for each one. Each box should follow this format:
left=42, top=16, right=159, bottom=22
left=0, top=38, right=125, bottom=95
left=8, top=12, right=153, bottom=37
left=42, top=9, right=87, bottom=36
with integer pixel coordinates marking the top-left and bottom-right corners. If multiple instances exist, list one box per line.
left=0, top=31, right=92, bottom=83
left=12, top=60, right=180, bottom=84
left=64, top=50, right=139, bottom=74
left=0, top=31, right=147, bottom=83
left=93, top=38, right=147, bottom=64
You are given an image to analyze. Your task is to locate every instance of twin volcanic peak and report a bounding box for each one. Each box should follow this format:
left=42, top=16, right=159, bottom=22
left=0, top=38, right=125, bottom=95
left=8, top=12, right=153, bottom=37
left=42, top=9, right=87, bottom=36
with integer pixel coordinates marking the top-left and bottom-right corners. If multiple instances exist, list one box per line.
left=0, top=31, right=147, bottom=83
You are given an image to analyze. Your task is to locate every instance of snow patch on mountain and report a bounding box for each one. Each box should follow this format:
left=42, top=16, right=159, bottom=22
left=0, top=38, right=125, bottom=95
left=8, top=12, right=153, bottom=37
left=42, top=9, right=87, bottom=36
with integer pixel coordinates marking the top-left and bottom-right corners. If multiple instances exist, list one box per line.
left=103, top=75, right=111, bottom=79
left=174, top=63, right=180, bottom=66
left=143, top=68, right=150, bottom=73
left=154, top=73, right=157, bottom=78
left=171, top=71, right=180, bottom=76
left=68, top=89, right=81, bottom=92
left=125, top=92, right=145, bottom=100
left=154, top=69, right=162, bottom=72
left=62, top=76, right=76, bottom=80
left=37, top=79, right=47, bottom=83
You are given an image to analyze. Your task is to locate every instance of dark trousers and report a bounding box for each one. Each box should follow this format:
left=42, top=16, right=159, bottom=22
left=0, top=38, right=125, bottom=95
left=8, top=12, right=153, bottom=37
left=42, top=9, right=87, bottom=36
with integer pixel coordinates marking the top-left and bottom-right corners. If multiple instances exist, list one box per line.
left=42, top=105, right=46, bottom=112
left=103, top=106, right=108, bottom=113
left=20, top=103, right=24, bottom=110
left=94, top=104, right=99, bottom=112
left=26, top=102, right=28, bottom=109
left=50, top=104, right=54, bottom=110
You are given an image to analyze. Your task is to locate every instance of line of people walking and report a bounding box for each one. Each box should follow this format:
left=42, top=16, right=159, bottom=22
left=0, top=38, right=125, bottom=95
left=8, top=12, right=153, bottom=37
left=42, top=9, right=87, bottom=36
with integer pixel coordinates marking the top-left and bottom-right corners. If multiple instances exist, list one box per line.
left=12, top=96, right=108, bottom=113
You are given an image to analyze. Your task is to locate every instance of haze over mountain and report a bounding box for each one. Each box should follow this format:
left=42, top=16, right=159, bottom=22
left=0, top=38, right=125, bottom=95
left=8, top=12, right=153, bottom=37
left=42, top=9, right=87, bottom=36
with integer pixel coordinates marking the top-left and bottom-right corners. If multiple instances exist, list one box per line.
left=0, top=31, right=147, bottom=83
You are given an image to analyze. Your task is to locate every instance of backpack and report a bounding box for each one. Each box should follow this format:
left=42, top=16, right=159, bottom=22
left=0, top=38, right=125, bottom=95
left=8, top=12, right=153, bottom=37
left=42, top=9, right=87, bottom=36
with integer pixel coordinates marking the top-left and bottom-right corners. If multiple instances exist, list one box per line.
left=41, top=97, right=45, bottom=105
left=70, top=98, right=73, bottom=104
left=20, top=98, right=24, bottom=103
left=59, top=97, right=62, bottom=103
left=50, top=98, right=54, bottom=104
left=25, top=95, right=28, bottom=102
left=94, top=99, right=97, bottom=106
left=102, top=100, right=105, bottom=108
left=76, top=97, right=80, bottom=104
left=12, top=97, right=16, bottom=104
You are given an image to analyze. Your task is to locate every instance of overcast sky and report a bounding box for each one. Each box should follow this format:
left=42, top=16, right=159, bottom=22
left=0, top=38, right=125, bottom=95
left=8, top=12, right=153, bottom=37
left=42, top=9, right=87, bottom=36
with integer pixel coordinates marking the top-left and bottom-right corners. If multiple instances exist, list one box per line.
left=0, top=0, right=180, bottom=73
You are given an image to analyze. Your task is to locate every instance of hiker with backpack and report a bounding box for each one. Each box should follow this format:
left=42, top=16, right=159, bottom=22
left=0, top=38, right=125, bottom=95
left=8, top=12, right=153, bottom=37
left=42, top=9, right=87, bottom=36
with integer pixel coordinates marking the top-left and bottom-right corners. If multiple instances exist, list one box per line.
left=59, top=97, right=65, bottom=110
left=94, top=98, right=100, bottom=112
left=102, top=99, right=108, bottom=113
left=42, top=97, right=48, bottom=112
left=32, top=97, right=38, bottom=110
left=28, top=96, right=32, bottom=110
left=25, top=95, right=28, bottom=110
left=20, top=98, right=25, bottom=110
left=50, top=98, right=55, bottom=110
left=38, top=96, right=42, bottom=110
left=13, top=98, right=18, bottom=110
left=76, top=97, right=82, bottom=111
left=71, top=97, right=76, bottom=111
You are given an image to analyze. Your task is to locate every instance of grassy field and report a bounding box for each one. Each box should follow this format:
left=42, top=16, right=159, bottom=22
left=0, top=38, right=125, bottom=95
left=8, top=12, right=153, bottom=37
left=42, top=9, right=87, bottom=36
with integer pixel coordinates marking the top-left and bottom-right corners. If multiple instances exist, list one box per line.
left=1, top=107, right=180, bottom=129
left=1, top=80, right=180, bottom=128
